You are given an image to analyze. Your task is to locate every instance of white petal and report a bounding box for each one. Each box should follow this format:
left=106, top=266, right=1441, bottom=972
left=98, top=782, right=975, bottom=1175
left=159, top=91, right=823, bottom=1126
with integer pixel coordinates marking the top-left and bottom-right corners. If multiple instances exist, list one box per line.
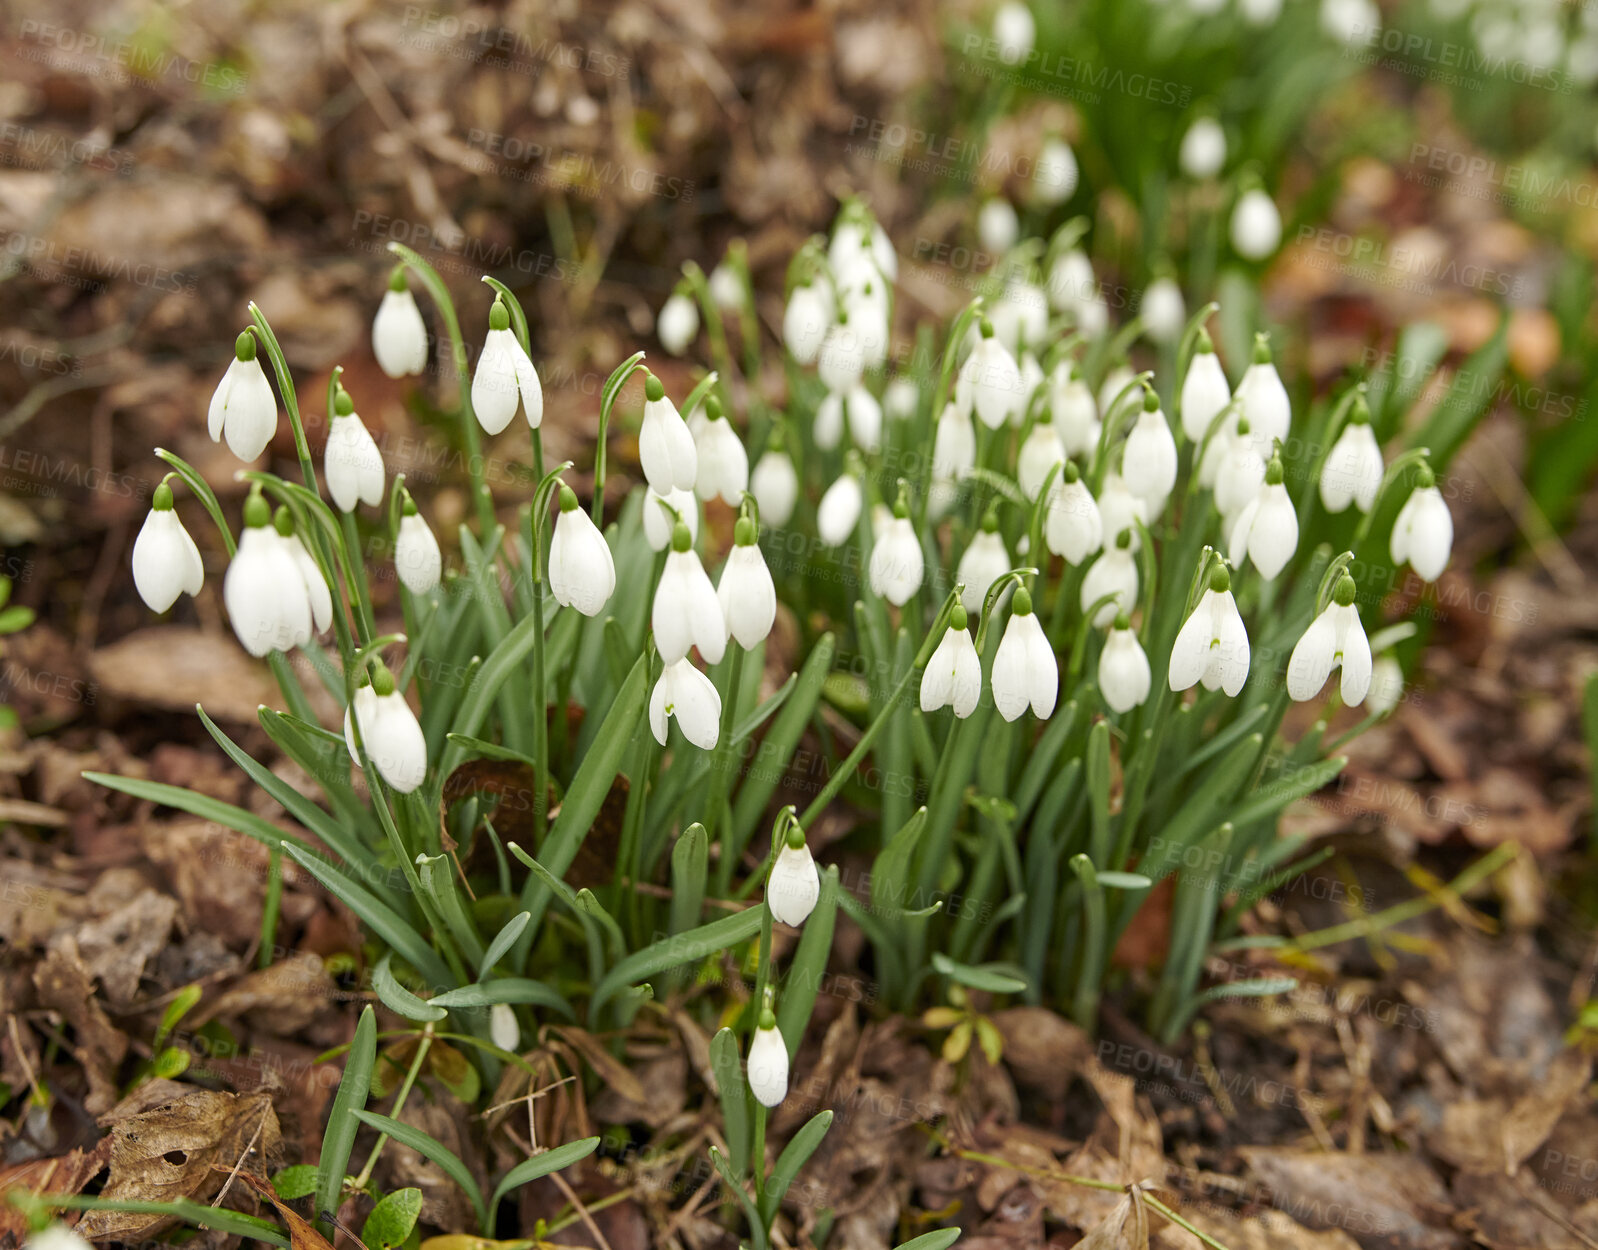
left=509, top=338, right=543, bottom=429
left=290, top=538, right=332, bottom=633
left=1099, top=629, right=1151, bottom=714
left=643, top=488, right=697, bottom=552
left=1407, top=488, right=1453, bottom=581
left=471, top=329, right=522, bottom=435
left=1210, top=590, right=1251, bottom=696
left=748, top=1025, right=789, bottom=1107
left=1287, top=608, right=1338, bottom=701
left=768, top=844, right=820, bottom=927
left=132, top=511, right=192, bottom=612
left=718, top=546, right=776, bottom=649
left=750, top=452, right=798, bottom=526
left=1021, top=615, right=1058, bottom=719
left=1337, top=605, right=1373, bottom=706
left=1246, top=484, right=1298, bottom=579
left=990, top=615, right=1032, bottom=722
left=373, top=289, right=429, bottom=378
left=550, top=509, right=616, bottom=616
left=919, top=630, right=958, bottom=713
left=1167, top=595, right=1214, bottom=692
left=640, top=396, right=698, bottom=494
left=846, top=386, right=882, bottom=452
left=366, top=689, right=428, bottom=793
left=817, top=477, right=863, bottom=546
left=1180, top=352, right=1232, bottom=443
left=218, top=357, right=278, bottom=462
left=396, top=513, right=443, bottom=594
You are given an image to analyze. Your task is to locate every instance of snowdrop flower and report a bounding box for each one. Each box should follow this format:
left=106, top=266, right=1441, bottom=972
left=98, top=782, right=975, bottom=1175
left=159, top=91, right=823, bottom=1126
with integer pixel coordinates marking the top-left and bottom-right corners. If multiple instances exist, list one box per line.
left=819, top=320, right=869, bottom=395
left=281, top=513, right=332, bottom=636
left=784, top=282, right=833, bottom=365
left=1099, top=614, right=1151, bottom=714
left=549, top=485, right=616, bottom=616
left=751, top=439, right=799, bottom=527
left=991, top=587, right=1056, bottom=722
left=1049, top=363, right=1100, bottom=457
left=1082, top=530, right=1139, bottom=627
left=958, top=320, right=1025, bottom=429
left=1098, top=365, right=1137, bottom=422
left=718, top=517, right=776, bottom=648
left=748, top=1010, right=789, bottom=1107
left=884, top=376, right=919, bottom=422
left=208, top=331, right=277, bottom=462
left=1180, top=329, right=1232, bottom=443
left=653, top=522, right=726, bottom=664
left=649, top=656, right=721, bottom=749
left=814, top=385, right=883, bottom=453
left=991, top=277, right=1048, bottom=356
left=1241, top=0, right=1283, bottom=23
left=395, top=498, right=442, bottom=595
left=472, top=299, right=543, bottom=434
left=343, top=663, right=427, bottom=792
left=1047, top=249, right=1096, bottom=314
left=373, top=269, right=429, bottom=378
left=992, top=0, right=1037, bottom=64
left=644, top=487, right=698, bottom=552
left=657, top=291, right=699, bottom=356
left=767, top=825, right=820, bottom=926
left=1390, top=464, right=1453, bottom=582
left=828, top=214, right=896, bottom=286
left=132, top=480, right=203, bottom=613
left=1288, top=574, right=1371, bottom=705
left=1321, top=0, right=1379, bottom=45
left=842, top=281, right=892, bottom=367
left=1180, top=117, right=1227, bottom=180
left=818, top=470, right=864, bottom=546
left=1231, top=187, right=1283, bottom=261
left=1367, top=654, right=1404, bottom=716
left=1320, top=399, right=1383, bottom=514
left=1121, top=389, right=1178, bottom=509
left=957, top=511, right=1010, bottom=616
left=1214, top=417, right=1267, bottom=521
left=868, top=488, right=924, bottom=607
left=639, top=374, right=698, bottom=495
left=1141, top=277, right=1186, bottom=345
left=932, top=402, right=977, bottom=485
left=225, top=492, right=311, bottom=656
left=693, top=396, right=749, bottom=504
left=1034, top=136, right=1079, bottom=205
left=324, top=389, right=384, bottom=513
left=1076, top=292, right=1109, bottom=339
left=1045, top=462, right=1103, bottom=565
left=1169, top=564, right=1250, bottom=696
left=978, top=198, right=1020, bottom=255
left=489, top=1004, right=519, bottom=1053
left=1235, top=337, right=1290, bottom=446
left=1018, top=415, right=1066, bottom=500
left=24, top=1225, right=93, bottom=1250
left=1229, top=453, right=1298, bottom=580
left=707, top=261, right=744, bottom=310
left=1097, top=474, right=1148, bottom=553
left=921, top=603, right=981, bottom=718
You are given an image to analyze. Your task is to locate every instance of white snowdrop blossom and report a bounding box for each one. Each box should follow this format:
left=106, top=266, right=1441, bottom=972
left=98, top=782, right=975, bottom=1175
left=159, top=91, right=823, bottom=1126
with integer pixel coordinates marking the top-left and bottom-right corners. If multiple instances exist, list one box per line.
left=978, top=197, right=1020, bottom=255
left=344, top=666, right=427, bottom=793
left=1049, top=364, right=1101, bottom=456
left=372, top=275, right=429, bottom=378
left=653, top=522, right=726, bottom=664
left=208, top=332, right=278, bottom=462
left=1018, top=417, right=1066, bottom=500
left=767, top=828, right=820, bottom=927
left=1045, top=464, right=1103, bottom=565
left=1367, top=654, right=1404, bottom=716
left=1034, top=137, right=1079, bottom=205
left=132, top=482, right=204, bottom=613
left=1180, top=332, right=1232, bottom=443
left=818, top=472, right=864, bottom=545
left=1047, top=249, right=1096, bottom=315
left=1081, top=531, right=1140, bottom=627
left=1180, top=116, right=1227, bottom=180
left=868, top=496, right=924, bottom=607
left=693, top=399, right=749, bottom=504
left=24, top=1225, right=94, bottom=1250
left=708, top=261, right=744, bottom=310
left=489, top=1004, right=520, bottom=1053
left=1098, top=365, right=1137, bottom=422
left=784, top=283, right=833, bottom=365
left=932, top=402, right=977, bottom=484
left=649, top=656, right=722, bottom=749
left=1321, top=0, right=1379, bottom=45
left=1228, top=455, right=1299, bottom=580
left=1288, top=575, right=1371, bottom=705
left=818, top=321, right=869, bottom=394
left=395, top=502, right=442, bottom=595
left=1141, top=277, right=1186, bottom=345
left=1169, top=565, right=1250, bottom=696
left=1231, top=188, right=1283, bottom=260
left=991, top=588, right=1057, bottom=722
left=549, top=485, right=616, bottom=617
left=957, top=519, right=1010, bottom=616
left=1121, top=391, right=1179, bottom=508
left=959, top=322, right=1025, bottom=429
left=991, top=277, right=1049, bottom=356
left=718, top=518, right=776, bottom=649
left=324, top=395, right=385, bottom=513
left=1390, top=467, right=1453, bottom=582
left=639, top=374, right=699, bottom=494
left=813, top=385, right=882, bottom=453
left=1099, top=616, right=1152, bottom=714
left=657, top=291, right=699, bottom=355
left=748, top=1015, right=789, bottom=1107
left=1320, top=404, right=1383, bottom=514
left=993, top=0, right=1036, bottom=63
left=920, top=604, right=981, bottom=718
left=750, top=444, right=799, bottom=526
left=1235, top=341, right=1290, bottom=446
left=472, top=302, right=543, bottom=434
left=224, top=494, right=311, bottom=657
left=644, top=486, right=698, bottom=552
left=884, top=376, right=920, bottom=422
left=1214, top=417, right=1267, bottom=521
left=1096, top=474, right=1149, bottom=553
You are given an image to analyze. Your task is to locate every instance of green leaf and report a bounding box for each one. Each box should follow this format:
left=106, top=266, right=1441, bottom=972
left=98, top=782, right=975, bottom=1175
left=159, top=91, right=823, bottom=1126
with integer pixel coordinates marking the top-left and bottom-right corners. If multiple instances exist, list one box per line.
left=84, top=771, right=316, bottom=859
left=1227, top=756, right=1346, bottom=830
left=29, top=1195, right=287, bottom=1246
left=0, top=605, right=35, bottom=633
left=416, top=853, right=487, bottom=968
left=487, top=1136, right=601, bottom=1222
left=710, top=1028, right=751, bottom=1174
left=871, top=809, right=928, bottom=919
left=591, top=906, right=764, bottom=1018
left=709, top=1146, right=768, bottom=1250
left=270, top=1164, right=318, bottom=1201
left=931, top=953, right=1027, bottom=995
left=317, top=1005, right=376, bottom=1219
left=759, top=1110, right=832, bottom=1226
left=362, top=1187, right=423, bottom=1250
left=152, top=984, right=202, bottom=1051
left=429, top=979, right=574, bottom=1018
left=893, top=1229, right=962, bottom=1250
left=670, top=824, right=708, bottom=938
left=778, top=866, right=840, bottom=1061
left=354, top=1110, right=487, bottom=1232
left=731, top=633, right=836, bottom=846
left=480, top=911, right=532, bottom=978
left=446, top=733, right=538, bottom=769
left=373, top=952, right=447, bottom=1023
left=1095, top=871, right=1153, bottom=890
left=1410, top=313, right=1508, bottom=470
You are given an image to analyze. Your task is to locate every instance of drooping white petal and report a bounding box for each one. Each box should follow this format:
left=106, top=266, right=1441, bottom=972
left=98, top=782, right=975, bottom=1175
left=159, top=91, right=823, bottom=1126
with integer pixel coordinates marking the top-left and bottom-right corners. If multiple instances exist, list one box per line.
left=373, top=288, right=429, bottom=378
left=653, top=549, right=727, bottom=664
left=1286, top=608, right=1339, bottom=702
left=132, top=509, right=203, bottom=613
left=1320, top=421, right=1383, bottom=514
left=640, top=393, right=699, bottom=494
left=932, top=404, right=976, bottom=481
left=717, top=545, right=776, bottom=649
left=363, top=689, right=428, bottom=793
left=1231, top=189, right=1282, bottom=260
left=694, top=419, right=749, bottom=504
left=325, top=413, right=385, bottom=512
left=1049, top=366, right=1100, bottom=456
left=1141, top=278, right=1186, bottom=345
left=1168, top=595, right=1215, bottom=693
left=920, top=626, right=981, bottom=718
left=1231, top=482, right=1298, bottom=579
left=868, top=516, right=924, bottom=606
left=1098, top=627, right=1151, bottom=714
left=1180, top=350, right=1231, bottom=443
left=649, top=657, right=722, bottom=749
left=962, top=337, right=1025, bottom=429
left=991, top=611, right=1055, bottom=722
left=489, top=1003, right=520, bottom=1053
left=549, top=507, right=616, bottom=616
left=1337, top=605, right=1373, bottom=706
left=1236, top=362, right=1290, bottom=445
left=209, top=355, right=278, bottom=462
left=1033, top=137, right=1078, bottom=206
left=845, top=385, right=883, bottom=452
left=1045, top=477, right=1103, bottom=566
left=657, top=293, right=699, bottom=356
left=748, top=1024, right=789, bottom=1107
left=817, top=476, right=863, bottom=546
left=1121, top=406, right=1178, bottom=507
left=1180, top=117, right=1227, bottom=179
left=1081, top=546, right=1138, bottom=627
left=224, top=526, right=306, bottom=657
left=956, top=531, right=1010, bottom=616
left=783, top=285, right=832, bottom=365
left=750, top=451, right=798, bottom=526
left=978, top=197, right=1020, bottom=254
left=1018, top=423, right=1066, bottom=500
left=471, top=328, right=530, bottom=435
left=1392, top=486, right=1452, bottom=581
left=396, top=511, right=443, bottom=594
left=287, top=535, right=332, bottom=634
left=643, top=487, right=698, bottom=552
left=1208, top=590, right=1251, bottom=696
left=768, top=843, right=820, bottom=926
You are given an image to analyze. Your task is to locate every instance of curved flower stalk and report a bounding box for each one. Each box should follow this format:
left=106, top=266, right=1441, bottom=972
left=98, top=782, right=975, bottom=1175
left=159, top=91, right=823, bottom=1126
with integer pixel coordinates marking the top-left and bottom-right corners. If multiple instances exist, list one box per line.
left=132, top=478, right=205, bottom=613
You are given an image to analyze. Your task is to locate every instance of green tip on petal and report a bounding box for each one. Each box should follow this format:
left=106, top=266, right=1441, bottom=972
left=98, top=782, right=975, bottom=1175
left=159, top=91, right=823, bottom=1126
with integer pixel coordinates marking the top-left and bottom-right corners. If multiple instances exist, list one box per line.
left=234, top=330, right=257, bottom=362
left=1209, top=563, right=1232, bottom=594
left=334, top=388, right=355, bottom=417
left=671, top=521, right=693, bottom=553
left=1264, top=456, right=1284, bottom=486
left=784, top=825, right=806, bottom=851
left=980, top=505, right=1000, bottom=533
left=1252, top=333, right=1272, bottom=365
left=558, top=483, right=579, bottom=512
left=978, top=317, right=995, bottom=339
left=273, top=505, right=294, bottom=537
left=734, top=516, right=756, bottom=547
left=1012, top=586, right=1034, bottom=616
left=1115, top=528, right=1132, bottom=550
left=402, top=495, right=418, bottom=517
left=370, top=662, right=396, bottom=697
left=1113, top=610, right=1131, bottom=631
left=1063, top=460, right=1080, bottom=484
left=1142, top=387, right=1160, bottom=413
left=892, top=480, right=911, bottom=519
left=489, top=299, right=510, bottom=332
left=1194, top=327, right=1214, bottom=354
left=1333, top=573, right=1358, bottom=606
left=705, top=394, right=723, bottom=422
left=950, top=602, right=969, bottom=631
left=242, top=488, right=271, bottom=529
left=645, top=374, right=665, bottom=403
left=1236, top=416, right=1251, bottom=436
left=152, top=482, right=174, bottom=511
left=387, top=266, right=408, bottom=293
left=1415, top=462, right=1435, bottom=489
left=1350, top=393, right=1371, bottom=424
left=758, top=1007, right=777, bottom=1031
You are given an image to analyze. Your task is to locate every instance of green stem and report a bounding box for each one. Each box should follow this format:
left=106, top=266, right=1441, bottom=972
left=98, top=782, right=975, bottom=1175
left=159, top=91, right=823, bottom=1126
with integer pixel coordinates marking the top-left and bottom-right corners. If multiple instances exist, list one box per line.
left=705, top=648, right=747, bottom=850
left=353, top=1023, right=436, bottom=1190
left=257, top=850, right=281, bottom=969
